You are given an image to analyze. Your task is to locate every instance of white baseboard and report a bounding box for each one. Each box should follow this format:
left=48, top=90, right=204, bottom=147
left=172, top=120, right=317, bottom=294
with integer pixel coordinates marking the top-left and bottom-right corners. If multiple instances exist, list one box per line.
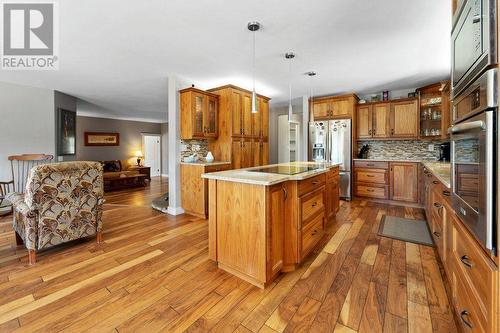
left=161, top=174, right=169, bottom=178
left=166, top=206, right=185, bottom=216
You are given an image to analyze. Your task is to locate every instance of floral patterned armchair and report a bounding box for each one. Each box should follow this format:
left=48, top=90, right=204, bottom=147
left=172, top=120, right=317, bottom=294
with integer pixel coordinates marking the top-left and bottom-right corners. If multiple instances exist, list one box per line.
left=6, top=161, right=105, bottom=264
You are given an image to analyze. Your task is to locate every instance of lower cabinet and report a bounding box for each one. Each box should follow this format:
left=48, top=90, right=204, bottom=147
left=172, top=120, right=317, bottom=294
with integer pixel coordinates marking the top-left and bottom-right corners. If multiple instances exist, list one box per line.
left=354, top=160, right=418, bottom=203
left=424, top=175, right=498, bottom=333
left=325, top=167, right=340, bottom=219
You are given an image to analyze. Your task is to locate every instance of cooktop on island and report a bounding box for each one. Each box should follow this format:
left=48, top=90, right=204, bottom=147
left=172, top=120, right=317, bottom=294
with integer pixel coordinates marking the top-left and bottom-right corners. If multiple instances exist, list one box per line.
left=248, top=165, right=320, bottom=175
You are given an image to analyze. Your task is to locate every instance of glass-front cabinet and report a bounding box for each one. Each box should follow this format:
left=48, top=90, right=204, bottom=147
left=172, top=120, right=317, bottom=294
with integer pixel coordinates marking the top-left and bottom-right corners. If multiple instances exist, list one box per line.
left=180, top=87, right=219, bottom=140
left=417, top=81, right=451, bottom=139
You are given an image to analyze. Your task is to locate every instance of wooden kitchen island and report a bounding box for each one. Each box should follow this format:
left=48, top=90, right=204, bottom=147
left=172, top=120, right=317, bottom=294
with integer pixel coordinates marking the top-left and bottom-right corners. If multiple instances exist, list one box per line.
left=202, top=162, right=340, bottom=288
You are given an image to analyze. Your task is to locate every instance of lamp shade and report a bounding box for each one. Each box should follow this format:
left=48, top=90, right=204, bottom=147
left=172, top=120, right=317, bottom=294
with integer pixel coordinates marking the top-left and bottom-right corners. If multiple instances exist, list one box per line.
left=135, top=150, right=143, bottom=158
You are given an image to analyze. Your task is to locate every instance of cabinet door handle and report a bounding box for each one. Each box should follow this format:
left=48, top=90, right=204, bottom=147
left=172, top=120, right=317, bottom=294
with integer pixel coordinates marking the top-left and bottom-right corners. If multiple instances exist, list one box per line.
left=282, top=186, right=288, bottom=200
left=443, top=190, right=451, bottom=196
left=433, top=202, right=442, bottom=209
left=373, top=128, right=376, bottom=135
left=433, top=231, right=441, bottom=238
left=311, top=229, right=318, bottom=236
left=391, top=129, right=394, bottom=135
left=432, top=180, right=439, bottom=185
left=366, top=174, right=375, bottom=177
left=460, top=310, right=473, bottom=329
left=460, top=255, right=474, bottom=268
left=311, top=181, right=319, bottom=185
left=312, top=202, right=317, bottom=207
left=367, top=189, right=374, bottom=192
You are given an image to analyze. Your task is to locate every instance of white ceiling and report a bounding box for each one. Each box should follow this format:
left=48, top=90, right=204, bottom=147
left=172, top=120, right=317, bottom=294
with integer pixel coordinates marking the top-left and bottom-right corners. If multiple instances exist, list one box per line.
left=0, top=0, right=451, bottom=122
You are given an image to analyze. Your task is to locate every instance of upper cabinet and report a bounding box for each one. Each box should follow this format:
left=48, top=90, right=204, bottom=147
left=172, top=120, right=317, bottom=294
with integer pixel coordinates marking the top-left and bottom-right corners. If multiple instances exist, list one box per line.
left=417, top=81, right=451, bottom=140
left=180, top=88, right=219, bottom=140
left=311, top=94, right=358, bottom=120
left=356, top=98, right=418, bottom=140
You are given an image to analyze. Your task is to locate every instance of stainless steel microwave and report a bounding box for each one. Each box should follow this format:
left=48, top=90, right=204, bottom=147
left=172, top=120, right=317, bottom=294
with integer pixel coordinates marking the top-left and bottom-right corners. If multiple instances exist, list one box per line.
left=451, top=0, right=497, bottom=98
left=450, top=69, right=497, bottom=254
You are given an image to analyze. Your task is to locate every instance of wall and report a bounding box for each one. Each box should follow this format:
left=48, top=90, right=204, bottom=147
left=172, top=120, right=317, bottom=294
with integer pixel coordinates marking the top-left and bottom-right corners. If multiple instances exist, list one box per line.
left=356, top=140, right=443, bottom=161
left=76, top=116, right=161, bottom=163
left=161, top=123, right=169, bottom=176
left=0, top=81, right=55, bottom=181
left=54, top=91, right=77, bottom=161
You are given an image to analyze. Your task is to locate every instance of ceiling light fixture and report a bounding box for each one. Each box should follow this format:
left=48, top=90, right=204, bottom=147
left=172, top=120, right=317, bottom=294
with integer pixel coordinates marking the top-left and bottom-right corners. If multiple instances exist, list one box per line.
left=248, top=21, right=261, bottom=113
left=306, top=71, right=316, bottom=122
left=286, top=52, right=295, bottom=122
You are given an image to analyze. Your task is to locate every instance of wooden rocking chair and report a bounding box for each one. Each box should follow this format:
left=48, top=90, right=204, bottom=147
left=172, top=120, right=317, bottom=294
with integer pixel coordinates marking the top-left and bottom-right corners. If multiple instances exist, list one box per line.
left=0, top=154, right=53, bottom=216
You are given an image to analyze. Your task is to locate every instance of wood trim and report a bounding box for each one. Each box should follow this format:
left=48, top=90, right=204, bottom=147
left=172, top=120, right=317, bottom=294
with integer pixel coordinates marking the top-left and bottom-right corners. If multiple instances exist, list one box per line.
left=207, top=84, right=271, bottom=100
left=179, top=87, right=220, bottom=98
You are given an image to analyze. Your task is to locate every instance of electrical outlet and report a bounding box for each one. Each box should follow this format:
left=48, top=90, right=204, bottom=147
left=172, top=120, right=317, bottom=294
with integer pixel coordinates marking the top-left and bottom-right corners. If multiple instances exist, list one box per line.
left=428, top=144, right=434, bottom=152
left=57, top=156, right=64, bottom=162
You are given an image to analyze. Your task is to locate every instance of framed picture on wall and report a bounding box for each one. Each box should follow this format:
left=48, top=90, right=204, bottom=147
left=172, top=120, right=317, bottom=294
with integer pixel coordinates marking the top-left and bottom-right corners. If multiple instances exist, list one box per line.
left=57, top=108, right=76, bottom=155
left=84, top=132, right=120, bottom=146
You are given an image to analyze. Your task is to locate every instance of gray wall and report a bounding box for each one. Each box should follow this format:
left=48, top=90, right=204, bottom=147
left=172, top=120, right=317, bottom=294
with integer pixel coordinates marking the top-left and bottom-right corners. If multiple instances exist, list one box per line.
left=0, top=81, right=55, bottom=181
left=76, top=116, right=161, bottom=163
left=54, top=91, right=77, bottom=161
left=161, top=122, right=168, bottom=175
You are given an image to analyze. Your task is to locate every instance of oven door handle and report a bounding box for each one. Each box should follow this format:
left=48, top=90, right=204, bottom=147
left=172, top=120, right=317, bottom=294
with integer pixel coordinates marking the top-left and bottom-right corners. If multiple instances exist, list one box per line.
left=449, top=121, right=486, bottom=134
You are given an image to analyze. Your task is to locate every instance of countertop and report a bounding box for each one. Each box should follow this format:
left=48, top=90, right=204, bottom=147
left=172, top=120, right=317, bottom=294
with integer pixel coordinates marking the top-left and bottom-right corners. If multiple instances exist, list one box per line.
left=421, top=161, right=451, bottom=189
left=202, top=161, right=341, bottom=186
left=180, top=161, right=231, bottom=166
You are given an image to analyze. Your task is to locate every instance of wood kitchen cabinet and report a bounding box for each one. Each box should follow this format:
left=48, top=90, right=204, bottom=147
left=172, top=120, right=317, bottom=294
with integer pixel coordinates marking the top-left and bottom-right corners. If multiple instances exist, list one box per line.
left=181, top=162, right=231, bottom=218
left=390, top=99, right=419, bottom=138
left=389, top=162, right=418, bottom=202
left=208, top=85, right=270, bottom=169
left=180, top=87, right=219, bottom=139
left=312, top=94, right=359, bottom=120
left=356, top=98, right=418, bottom=140
left=325, top=167, right=340, bottom=219
left=356, top=103, right=390, bottom=139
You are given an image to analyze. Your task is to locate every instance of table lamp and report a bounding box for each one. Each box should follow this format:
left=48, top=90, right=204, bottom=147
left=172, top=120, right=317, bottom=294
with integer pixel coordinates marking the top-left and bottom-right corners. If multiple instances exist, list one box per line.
left=135, top=150, right=143, bottom=166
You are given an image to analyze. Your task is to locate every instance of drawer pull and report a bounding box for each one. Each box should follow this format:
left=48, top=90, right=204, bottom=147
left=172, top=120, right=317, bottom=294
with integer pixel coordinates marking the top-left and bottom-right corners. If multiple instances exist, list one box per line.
left=460, top=310, right=473, bottom=329
left=311, top=229, right=318, bottom=236
left=433, top=202, right=442, bottom=208
left=442, top=190, right=451, bottom=196
left=311, top=181, right=319, bottom=185
left=366, top=189, right=375, bottom=192
left=433, top=231, right=441, bottom=238
left=460, top=255, right=474, bottom=268
left=427, top=173, right=432, bottom=177
left=432, top=180, right=439, bottom=184
left=366, top=175, right=375, bottom=177
left=312, top=202, right=318, bottom=207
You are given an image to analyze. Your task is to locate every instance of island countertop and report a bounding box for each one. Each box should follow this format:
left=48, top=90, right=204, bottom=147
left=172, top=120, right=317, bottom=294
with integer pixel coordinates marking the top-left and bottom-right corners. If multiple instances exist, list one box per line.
left=202, top=161, right=341, bottom=186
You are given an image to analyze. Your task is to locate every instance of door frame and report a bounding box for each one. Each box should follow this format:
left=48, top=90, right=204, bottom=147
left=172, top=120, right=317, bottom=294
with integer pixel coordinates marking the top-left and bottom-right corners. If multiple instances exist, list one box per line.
left=141, top=133, right=162, bottom=177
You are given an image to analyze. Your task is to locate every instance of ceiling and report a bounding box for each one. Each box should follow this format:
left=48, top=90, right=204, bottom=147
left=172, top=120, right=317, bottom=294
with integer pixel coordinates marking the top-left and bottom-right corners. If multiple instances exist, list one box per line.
left=0, top=0, right=452, bottom=122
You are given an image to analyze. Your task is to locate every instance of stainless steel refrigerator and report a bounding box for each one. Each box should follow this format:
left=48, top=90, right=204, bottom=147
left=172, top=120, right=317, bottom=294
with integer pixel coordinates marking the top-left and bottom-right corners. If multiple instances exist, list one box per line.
left=309, top=119, right=352, bottom=200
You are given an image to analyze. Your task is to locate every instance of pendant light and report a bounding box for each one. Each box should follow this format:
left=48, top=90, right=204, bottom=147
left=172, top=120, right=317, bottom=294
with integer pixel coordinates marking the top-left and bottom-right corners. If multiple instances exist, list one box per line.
left=285, top=52, right=295, bottom=122
left=248, top=22, right=261, bottom=113
left=307, top=71, right=316, bottom=122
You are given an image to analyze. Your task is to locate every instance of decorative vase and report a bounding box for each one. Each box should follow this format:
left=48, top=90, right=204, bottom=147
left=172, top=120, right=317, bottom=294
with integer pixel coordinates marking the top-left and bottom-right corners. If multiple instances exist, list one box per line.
left=206, top=151, right=214, bottom=163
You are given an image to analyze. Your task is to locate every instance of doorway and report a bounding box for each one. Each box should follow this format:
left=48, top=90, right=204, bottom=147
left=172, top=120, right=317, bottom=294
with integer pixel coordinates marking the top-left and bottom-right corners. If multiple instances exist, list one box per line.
left=142, top=134, right=161, bottom=177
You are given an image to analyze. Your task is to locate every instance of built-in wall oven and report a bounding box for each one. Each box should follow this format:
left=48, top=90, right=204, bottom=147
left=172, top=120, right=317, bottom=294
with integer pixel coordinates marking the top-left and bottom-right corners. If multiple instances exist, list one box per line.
left=451, top=0, right=497, bottom=98
left=450, top=69, right=497, bottom=254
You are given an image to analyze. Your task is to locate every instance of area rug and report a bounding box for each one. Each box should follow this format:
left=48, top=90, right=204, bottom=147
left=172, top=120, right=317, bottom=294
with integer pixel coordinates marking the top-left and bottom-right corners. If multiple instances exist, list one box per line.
left=378, top=215, right=434, bottom=246
left=152, top=193, right=169, bottom=213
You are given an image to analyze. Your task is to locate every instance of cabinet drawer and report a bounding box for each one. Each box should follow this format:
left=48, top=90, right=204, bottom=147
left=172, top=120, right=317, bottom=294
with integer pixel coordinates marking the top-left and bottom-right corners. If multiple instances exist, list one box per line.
left=355, top=170, right=387, bottom=184
left=300, top=188, right=325, bottom=225
left=301, top=213, right=324, bottom=260
left=354, top=160, right=389, bottom=169
left=452, top=270, right=487, bottom=333
left=355, top=184, right=388, bottom=199
left=205, top=164, right=231, bottom=173
left=452, top=219, right=497, bottom=330
left=298, top=173, right=326, bottom=196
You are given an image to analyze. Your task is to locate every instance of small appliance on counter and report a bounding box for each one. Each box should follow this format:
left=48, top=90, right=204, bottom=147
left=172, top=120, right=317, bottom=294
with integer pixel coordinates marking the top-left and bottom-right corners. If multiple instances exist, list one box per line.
left=438, top=142, right=450, bottom=162
left=357, top=144, right=370, bottom=159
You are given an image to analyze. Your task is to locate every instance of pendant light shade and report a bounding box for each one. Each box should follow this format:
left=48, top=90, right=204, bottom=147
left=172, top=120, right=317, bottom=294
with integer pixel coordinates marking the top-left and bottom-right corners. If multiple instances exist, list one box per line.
left=248, top=21, right=261, bottom=113
left=286, top=52, right=295, bottom=122
left=307, top=71, right=316, bottom=122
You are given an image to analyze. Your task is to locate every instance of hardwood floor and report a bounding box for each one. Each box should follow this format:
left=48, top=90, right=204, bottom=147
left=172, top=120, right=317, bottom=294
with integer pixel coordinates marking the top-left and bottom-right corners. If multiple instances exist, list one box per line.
left=0, top=178, right=457, bottom=332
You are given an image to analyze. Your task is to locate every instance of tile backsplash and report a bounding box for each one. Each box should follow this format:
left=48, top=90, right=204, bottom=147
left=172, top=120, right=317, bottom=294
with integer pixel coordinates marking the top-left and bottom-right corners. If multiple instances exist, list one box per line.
left=181, top=139, right=209, bottom=161
left=357, top=140, right=444, bottom=161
